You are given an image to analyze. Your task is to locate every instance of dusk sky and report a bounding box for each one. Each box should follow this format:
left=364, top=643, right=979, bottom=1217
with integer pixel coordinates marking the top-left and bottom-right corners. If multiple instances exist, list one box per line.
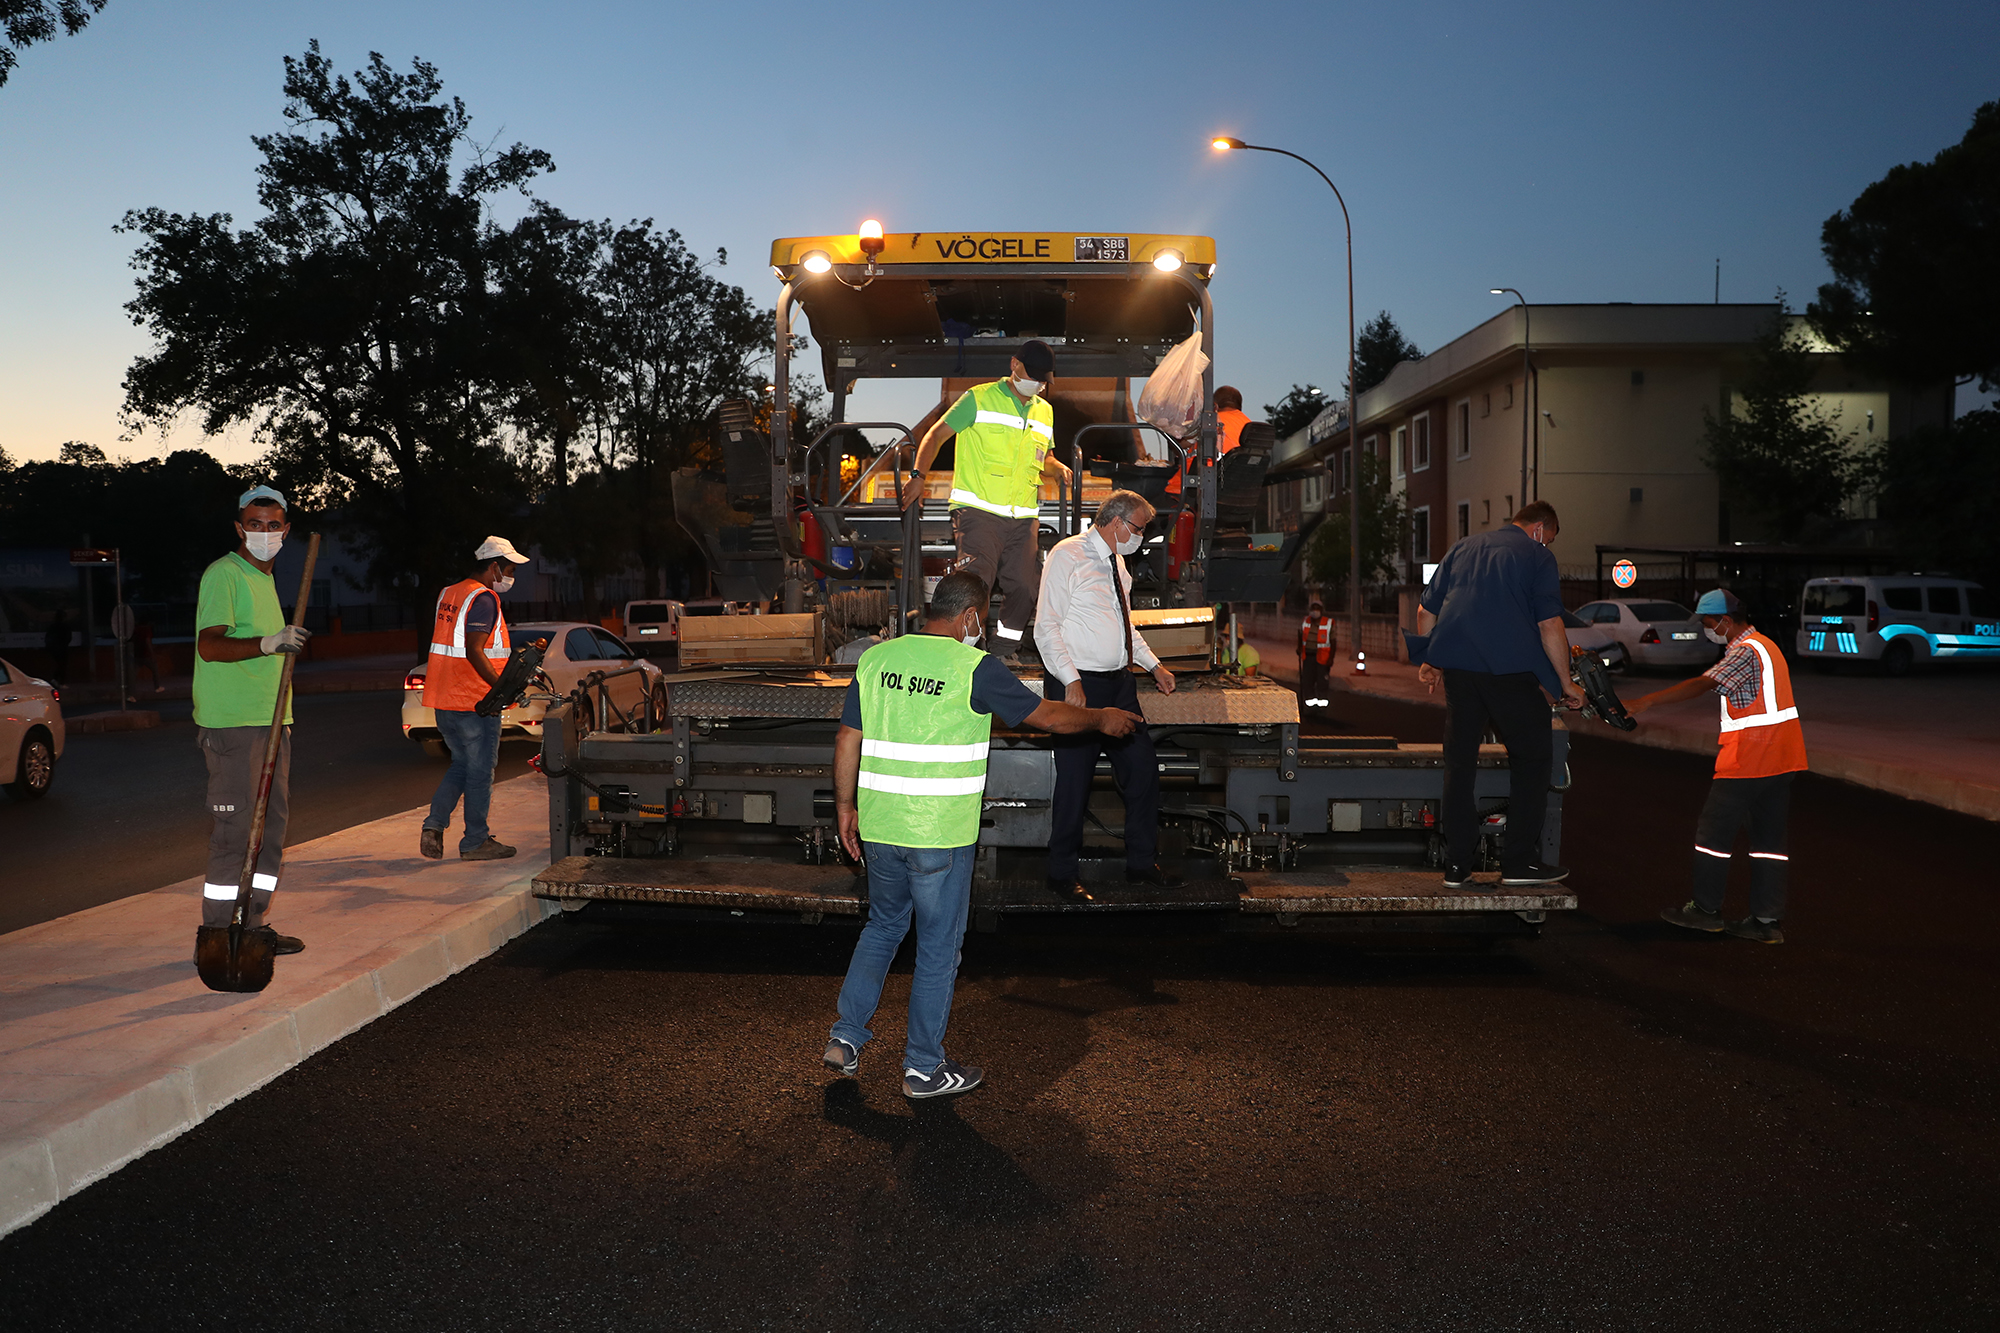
left=1, top=0, right=1994, bottom=467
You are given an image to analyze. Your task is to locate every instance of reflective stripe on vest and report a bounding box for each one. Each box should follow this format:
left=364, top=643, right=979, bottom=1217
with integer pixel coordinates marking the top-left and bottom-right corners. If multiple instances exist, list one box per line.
left=949, top=380, right=1055, bottom=519
left=422, top=578, right=511, bottom=712
left=854, top=634, right=991, bottom=848
left=1714, top=630, right=1807, bottom=779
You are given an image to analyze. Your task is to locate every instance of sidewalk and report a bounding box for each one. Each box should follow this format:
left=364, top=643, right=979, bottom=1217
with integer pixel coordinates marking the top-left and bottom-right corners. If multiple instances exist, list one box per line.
left=1249, top=637, right=2000, bottom=823
left=0, top=774, right=554, bottom=1237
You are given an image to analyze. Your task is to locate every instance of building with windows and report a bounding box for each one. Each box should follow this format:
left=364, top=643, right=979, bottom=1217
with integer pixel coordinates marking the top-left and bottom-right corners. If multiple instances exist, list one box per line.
left=1332, top=303, right=1950, bottom=580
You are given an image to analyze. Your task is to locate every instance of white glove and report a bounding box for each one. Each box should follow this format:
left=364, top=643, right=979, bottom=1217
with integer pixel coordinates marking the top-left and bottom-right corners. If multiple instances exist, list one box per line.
left=260, top=625, right=310, bottom=655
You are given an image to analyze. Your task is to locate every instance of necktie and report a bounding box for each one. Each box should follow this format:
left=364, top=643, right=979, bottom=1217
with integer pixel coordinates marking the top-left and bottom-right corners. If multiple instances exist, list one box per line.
left=1109, top=548, right=1137, bottom=668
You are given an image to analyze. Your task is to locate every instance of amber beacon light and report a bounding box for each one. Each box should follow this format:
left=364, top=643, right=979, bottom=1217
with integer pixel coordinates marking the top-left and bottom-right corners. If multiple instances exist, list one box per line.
left=857, top=219, right=885, bottom=258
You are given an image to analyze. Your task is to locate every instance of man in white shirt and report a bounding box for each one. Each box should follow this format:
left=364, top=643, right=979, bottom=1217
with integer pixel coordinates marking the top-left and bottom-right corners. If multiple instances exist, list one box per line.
left=1036, top=490, right=1181, bottom=903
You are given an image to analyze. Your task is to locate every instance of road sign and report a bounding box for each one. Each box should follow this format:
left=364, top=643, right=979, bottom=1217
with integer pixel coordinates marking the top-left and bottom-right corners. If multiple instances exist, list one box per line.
left=70, top=549, right=114, bottom=566
left=1612, top=559, right=1638, bottom=589
left=111, top=604, right=136, bottom=641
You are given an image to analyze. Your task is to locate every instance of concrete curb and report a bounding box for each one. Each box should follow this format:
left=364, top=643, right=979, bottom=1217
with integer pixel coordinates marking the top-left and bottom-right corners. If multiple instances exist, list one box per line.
left=0, top=877, right=558, bottom=1238
left=67, top=710, right=161, bottom=734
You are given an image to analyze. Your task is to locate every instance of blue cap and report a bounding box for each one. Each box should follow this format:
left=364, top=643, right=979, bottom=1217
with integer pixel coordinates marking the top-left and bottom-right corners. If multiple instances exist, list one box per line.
left=238, top=484, right=287, bottom=511
left=1695, top=588, right=1743, bottom=617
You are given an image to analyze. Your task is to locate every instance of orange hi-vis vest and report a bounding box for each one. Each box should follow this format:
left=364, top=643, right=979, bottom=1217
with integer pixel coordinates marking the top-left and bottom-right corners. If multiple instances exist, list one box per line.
left=423, top=578, right=511, bottom=712
left=1714, top=630, right=1807, bottom=779
left=1300, top=612, right=1333, bottom=665
left=1167, top=408, right=1248, bottom=496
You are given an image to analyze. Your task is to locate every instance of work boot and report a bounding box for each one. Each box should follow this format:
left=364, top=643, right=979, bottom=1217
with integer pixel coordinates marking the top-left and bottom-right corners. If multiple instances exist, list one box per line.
left=420, top=827, right=444, bottom=860
left=1724, top=916, right=1785, bottom=944
left=270, top=930, right=305, bottom=955
left=461, top=839, right=517, bottom=861
left=1660, top=901, right=1725, bottom=933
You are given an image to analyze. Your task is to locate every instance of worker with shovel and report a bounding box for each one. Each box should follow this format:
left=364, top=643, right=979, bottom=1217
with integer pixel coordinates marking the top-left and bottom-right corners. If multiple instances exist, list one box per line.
left=193, top=485, right=311, bottom=957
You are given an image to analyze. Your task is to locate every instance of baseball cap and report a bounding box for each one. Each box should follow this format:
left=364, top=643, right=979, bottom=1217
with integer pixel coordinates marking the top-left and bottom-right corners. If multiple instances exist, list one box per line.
left=1694, top=588, right=1744, bottom=617
left=1017, top=340, right=1056, bottom=381
left=475, top=535, right=530, bottom=565
left=238, top=484, right=287, bottom=511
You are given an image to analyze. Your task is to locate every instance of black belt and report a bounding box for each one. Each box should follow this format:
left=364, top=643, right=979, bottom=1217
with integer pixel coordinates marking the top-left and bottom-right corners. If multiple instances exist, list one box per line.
left=1077, top=667, right=1132, bottom=677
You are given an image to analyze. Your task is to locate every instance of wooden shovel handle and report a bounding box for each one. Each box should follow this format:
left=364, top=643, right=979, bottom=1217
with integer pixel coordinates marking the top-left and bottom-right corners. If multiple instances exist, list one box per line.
left=231, top=533, right=320, bottom=925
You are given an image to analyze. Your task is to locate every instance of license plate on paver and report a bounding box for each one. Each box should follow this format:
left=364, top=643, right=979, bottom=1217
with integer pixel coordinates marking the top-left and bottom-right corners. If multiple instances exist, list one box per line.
left=1672, top=632, right=1698, bottom=640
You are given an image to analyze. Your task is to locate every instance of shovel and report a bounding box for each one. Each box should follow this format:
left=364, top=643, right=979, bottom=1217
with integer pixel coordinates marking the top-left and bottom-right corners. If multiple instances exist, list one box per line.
left=196, top=533, right=320, bottom=993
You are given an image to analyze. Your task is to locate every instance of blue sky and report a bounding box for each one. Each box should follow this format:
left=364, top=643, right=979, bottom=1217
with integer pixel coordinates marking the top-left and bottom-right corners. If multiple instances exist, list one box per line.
left=1, top=0, right=1994, bottom=465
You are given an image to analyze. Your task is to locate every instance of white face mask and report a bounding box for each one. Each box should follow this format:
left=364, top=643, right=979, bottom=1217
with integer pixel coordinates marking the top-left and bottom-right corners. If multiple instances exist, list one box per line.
left=1704, top=626, right=1727, bottom=645
left=960, top=614, right=984, bottom=647
left=1011, top=377, right=1043, bottom=398
left=495, top=574, right=515, bottom=594
left=242, top=529, right=284, bottom=560
left=1115, top=532, right=1142, bottom=556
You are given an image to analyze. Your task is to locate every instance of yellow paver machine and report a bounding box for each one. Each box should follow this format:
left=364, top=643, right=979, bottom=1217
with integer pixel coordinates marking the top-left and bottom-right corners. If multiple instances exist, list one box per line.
left=533, top=227, right=1576, bottom=936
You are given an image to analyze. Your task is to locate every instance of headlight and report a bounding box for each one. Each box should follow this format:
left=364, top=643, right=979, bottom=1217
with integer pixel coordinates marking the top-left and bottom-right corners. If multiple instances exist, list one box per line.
left=801, top=251, right=832, bottom=275
left=1152, top=248, right=1184, bottom=273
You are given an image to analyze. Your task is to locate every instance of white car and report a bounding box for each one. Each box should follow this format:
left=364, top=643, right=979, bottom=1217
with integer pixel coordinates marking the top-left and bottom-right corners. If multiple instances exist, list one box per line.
left=401, top=621, right=667, bottom=757
left=1572, top=598, right=1722, bottom=671
left=1562, top=610, right=1627, bottom=670
left=0, top=655, right=65, bottom=800
left=1796, top=575, right=1998, bottom=676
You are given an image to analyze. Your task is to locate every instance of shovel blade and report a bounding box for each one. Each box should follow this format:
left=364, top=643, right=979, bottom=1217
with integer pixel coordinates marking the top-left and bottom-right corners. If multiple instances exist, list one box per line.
left=195, top=924, right=277, bottom=993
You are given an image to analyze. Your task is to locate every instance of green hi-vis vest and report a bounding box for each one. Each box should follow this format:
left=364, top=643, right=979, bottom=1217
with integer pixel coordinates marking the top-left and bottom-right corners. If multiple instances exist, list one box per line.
left=855, top=633, right=992, bottom=848
left=950, top=379, right=1055, bottom=519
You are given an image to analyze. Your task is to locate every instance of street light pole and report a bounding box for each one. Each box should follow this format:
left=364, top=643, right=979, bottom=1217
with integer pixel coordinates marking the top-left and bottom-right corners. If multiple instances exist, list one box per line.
left=1212, top=136, right=1363, bottom=671
left=1490, top=288, right=1531, bottom=510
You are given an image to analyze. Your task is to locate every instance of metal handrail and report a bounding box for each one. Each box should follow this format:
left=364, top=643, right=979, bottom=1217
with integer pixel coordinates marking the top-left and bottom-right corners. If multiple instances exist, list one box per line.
left=1067, top=422, right=1188, bottom=537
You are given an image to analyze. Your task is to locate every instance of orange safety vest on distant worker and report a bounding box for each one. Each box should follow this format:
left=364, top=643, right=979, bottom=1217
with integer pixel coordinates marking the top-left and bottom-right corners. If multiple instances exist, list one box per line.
left=1714, top=630, right=1807, bottom=780
left=1300, top=612, right=1333, bottom=666
left=423, top=578, right=512, bottom=712
left=1166, top=408, right=1248, bottom=496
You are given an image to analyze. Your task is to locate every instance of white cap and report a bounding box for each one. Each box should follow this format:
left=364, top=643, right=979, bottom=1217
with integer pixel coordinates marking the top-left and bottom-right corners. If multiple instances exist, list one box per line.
left=475, top=536, right=530, bottom=565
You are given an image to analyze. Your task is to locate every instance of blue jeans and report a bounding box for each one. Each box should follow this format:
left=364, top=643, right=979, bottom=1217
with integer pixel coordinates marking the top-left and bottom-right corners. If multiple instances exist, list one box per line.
left=831, top=841, right=977, bottom=1073
left=426, top=709, right=502, bottom=853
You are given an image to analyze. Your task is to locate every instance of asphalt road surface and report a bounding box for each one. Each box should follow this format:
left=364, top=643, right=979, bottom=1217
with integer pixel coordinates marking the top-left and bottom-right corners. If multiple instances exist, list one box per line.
left=5, top=693, right=1999, bottom=1329
left=0, top=692, right=538, bottom=934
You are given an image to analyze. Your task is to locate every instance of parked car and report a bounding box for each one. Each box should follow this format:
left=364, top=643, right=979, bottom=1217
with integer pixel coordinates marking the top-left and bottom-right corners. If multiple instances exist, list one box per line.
left=1571, top=598, right=1722, bottom=671
left=0, top=655, right=65, bottom=800
left=1562, top=610, right=1628, bottom=670
left=1795, top=576, right=1998, bottom=676
left=401, top=621, right=667, bottom=757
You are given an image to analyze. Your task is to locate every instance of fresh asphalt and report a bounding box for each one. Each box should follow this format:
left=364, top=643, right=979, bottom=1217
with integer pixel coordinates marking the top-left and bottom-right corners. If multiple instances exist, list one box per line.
left=0, top=691, right=538, bottom=935
left=3, top=692, right=1998, bottom=1329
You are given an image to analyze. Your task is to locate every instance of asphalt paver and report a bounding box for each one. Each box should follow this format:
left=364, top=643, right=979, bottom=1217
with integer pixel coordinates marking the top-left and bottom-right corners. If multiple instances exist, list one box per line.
left=3, top=694, right=1997, bottom=1330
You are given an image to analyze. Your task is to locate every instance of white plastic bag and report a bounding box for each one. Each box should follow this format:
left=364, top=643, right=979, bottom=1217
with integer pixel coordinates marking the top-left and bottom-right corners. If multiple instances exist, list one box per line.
left=1136, top=330, right=1210, bottom=436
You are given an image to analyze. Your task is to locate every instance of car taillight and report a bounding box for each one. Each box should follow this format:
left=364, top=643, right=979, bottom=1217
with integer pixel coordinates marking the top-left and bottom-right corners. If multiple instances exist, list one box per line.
left=403, top=671, right=425, bottom=691
left=1867, top=600, right=1879, bottom=633
left=1639, top=626, right=1660, bottom=644
left=49, top=686, right=60, bottom=703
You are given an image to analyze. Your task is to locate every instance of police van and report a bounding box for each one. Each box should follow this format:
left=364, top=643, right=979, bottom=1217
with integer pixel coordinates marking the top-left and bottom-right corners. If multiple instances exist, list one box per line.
left=1796, top=575, right=1999, bottom=675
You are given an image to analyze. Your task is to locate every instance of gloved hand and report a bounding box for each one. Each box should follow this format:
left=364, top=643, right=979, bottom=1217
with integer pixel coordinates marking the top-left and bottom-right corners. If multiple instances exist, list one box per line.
left=259, top=626, right=310, bottom=655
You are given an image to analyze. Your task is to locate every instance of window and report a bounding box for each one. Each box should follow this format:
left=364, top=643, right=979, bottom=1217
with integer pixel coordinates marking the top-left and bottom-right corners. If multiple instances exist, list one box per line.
left=1928, top=586, right=1963, bottom=616
left=1805, top=585, right=1868, bottom=616
left=1456, top=401, right=1471, bottom=458
left=563, top=627, right=601, bottom=660
left=1630, top=602, right=1694, bottom=623
left=1880, top=586, right=1921, bottom=612
left=1504, top=495, right=1513, bottom=518
left=1456, top=501, right=1469, bottom=539
left=0, top=660, right=9, bottom=684
left=1481, top=392, right=1491, bottom=418
left=1968, top=587, right=1997, bottom=616
left=1504, top=382, right=1514, bottom=409
left=1483, top=500, right=1492, bottom=525
left=1392, top=427, right=1407, bottom=477
left=1303, top=472, right=1324, bottom=507
left=1592, top=604, right=1623, bottom=625
left=1411, top=414, right=1430, bottom=471
left=1411, top=507, right=1430, bottom=567
left=592, top=628, right=635, bottom=659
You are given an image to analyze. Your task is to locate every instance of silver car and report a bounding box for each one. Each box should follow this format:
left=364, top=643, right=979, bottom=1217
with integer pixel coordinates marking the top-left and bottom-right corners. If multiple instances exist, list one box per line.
left=401, top=621, right=666, bottom=758
left=0, top=656, right=65, bottom=800
left=1572, top=599, right=1721, bottom=671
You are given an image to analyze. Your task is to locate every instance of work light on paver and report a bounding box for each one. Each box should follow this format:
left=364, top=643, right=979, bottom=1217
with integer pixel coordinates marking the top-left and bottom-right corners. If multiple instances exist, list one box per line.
left=1152, top=248, right=1184, bottom=273
left=801, top=250, right=832, bottom=275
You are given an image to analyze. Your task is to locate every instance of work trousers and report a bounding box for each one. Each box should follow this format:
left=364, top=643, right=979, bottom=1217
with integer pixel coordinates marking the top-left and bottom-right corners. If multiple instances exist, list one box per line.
left=950, top=507, right=1039, bottom=652
left=198, top=725, right=291, bottom=928
left=1441, top=669, right=1552, bottom=873
left=1691, top=773, right=1794, bottom=920
left=1299, top=652, right=1329, bottom=701
left=832, top=841, right=977, bottom=1073
left=1044, top=670, right=1160, bottom=879
left=426, top=709, right=503, bottom=853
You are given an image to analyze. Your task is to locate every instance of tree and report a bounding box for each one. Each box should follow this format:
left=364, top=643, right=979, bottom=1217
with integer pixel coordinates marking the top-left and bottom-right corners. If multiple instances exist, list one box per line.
left=118, top=42, right=550, bottom=597
left=1265, top=384, right=1331, bottom=438
left=1869, top=409, right=2000, bottom=589
left=1702, top=307, right=1863, bottom=543
left=1352, top=310, right=1422, bottom=397
left=0, top=0, right=105, bottom=89
left=1808, top=100, right=2000, bottom=391
left=1304, top=451, right=1407, bottom=591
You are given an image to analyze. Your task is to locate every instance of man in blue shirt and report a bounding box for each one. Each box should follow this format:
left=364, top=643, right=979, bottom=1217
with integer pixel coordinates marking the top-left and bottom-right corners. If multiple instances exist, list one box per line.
left=1413, top=501, right=1583, bottom=888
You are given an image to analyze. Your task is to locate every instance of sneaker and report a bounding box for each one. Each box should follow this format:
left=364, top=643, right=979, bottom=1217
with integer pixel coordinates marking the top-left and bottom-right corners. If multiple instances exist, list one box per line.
left=1442, top=864, right=1476, bottom=889
left=1660, top=901, right=1725, bottom=933
left=823, top=1039, right=859, bottom=1076
left=420, top=827, right=444, bottom=860
left=903, top=1058, right=983, bottom=1099
left=1500, top=862, right=1569, bottom=886
left=460, top=838, right=517, bottom=861
left=1725, top=917, right=1785, bottom=944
